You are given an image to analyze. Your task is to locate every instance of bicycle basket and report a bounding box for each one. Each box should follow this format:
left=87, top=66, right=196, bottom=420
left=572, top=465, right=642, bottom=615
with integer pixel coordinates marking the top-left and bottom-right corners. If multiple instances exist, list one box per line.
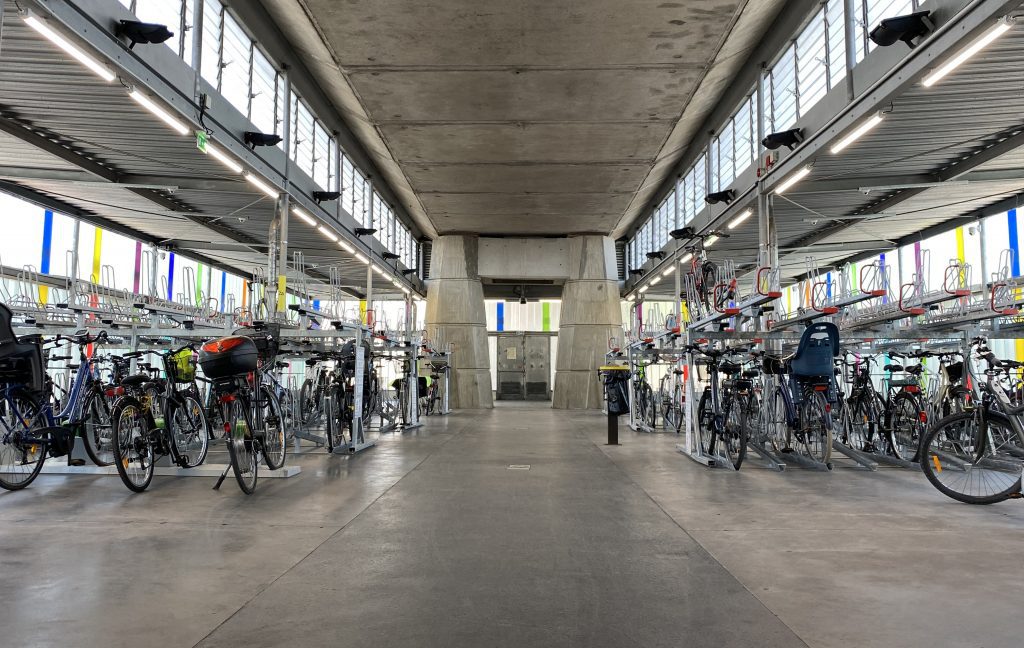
left=166, top=349, right=197, bottom=383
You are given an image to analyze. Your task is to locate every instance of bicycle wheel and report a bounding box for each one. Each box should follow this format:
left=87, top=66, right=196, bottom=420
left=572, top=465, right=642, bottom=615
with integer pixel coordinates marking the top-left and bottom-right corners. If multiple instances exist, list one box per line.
left=719, top=397, right=748, bottom=470
left=224, top=399, right=258, bottom=494
left=921, top=411, right=1022, bottom=505
left=764, top=387, right=789, bottom=455
left=260, top=386, right=286, bottom=471
left=889, top=392, right=925, bottom=462
left=81, top=391, right=115, bottom=466
left=325, top=385, right=344, bottom=452
left=299, top=379, right=315, bottom=425
left=0, top=389, right=49, bottom=491
left=112, top=399, right=155, bottom=493
left=695, top=389, right=715, bottom=453
left=169, top=395, right=209, bottom=468
left=798, top=390, right=833, bottom=464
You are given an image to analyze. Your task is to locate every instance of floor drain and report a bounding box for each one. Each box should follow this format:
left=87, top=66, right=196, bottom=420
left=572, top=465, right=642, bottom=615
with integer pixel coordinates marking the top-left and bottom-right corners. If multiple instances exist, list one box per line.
left=507, top=464, right=531, bottom=470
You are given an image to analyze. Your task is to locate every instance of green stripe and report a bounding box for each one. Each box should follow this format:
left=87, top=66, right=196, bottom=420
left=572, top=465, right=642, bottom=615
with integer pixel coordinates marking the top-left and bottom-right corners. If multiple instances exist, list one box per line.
left=542, top=302, right=551, bottom=331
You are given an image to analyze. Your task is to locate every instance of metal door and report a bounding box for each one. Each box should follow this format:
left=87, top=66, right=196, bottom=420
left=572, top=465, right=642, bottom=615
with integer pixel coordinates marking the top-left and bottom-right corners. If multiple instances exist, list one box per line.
left=495, top=334, right=551, bottom=401
left=496, top=335, right=526, bottom=400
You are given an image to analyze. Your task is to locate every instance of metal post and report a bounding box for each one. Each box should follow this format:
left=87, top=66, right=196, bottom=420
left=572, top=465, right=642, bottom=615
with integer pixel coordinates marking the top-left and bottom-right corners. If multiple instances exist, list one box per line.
left=365, top=181, right=374, bottom=327
left=69, top=218, right=81, bottom=305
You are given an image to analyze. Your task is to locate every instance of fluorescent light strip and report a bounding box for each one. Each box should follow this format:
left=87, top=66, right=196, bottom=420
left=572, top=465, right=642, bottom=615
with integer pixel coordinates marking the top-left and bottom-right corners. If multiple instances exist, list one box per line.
left=291, top=207, right=317, bottom=226
left=650, top=276, right=661, bottom=286
left=355, top=253, right=368, bottom=264
left=830, top=114, right=884, bottom=154
left=662, top=267, right=675, bottom=278
left=679, top=252, right=693, bottom=265
left=206, top=144, right=243, bottom=174
left=317, top=226, right=338, bottom=242
left=24, top=15, right=115, bottom=82
left=638, top=286, right=649, bottom=294
left=705, top=235, right=719, bottom=248
left=245, top=173, right=280, bottom=198
left=337, top=239, right=355, bottom=254
left=773, top=166, right=812, bottom=195
left=727, top=209, right=753, bottom=230
left=922, top=19, right=1013, bottom=87
left=128, top=90, right=190, bottom=135
left=374, top=265, right=388, bottom=277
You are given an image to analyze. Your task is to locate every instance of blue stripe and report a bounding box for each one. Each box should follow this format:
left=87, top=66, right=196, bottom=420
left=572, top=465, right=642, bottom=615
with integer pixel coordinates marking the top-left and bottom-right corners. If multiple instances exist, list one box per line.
left=313, top=299, right=321, bottom=311
left=879, top=253, right=887, bottom=304
left=496, top=302, right=504, bottom=332
left=220, top=272, right=227, bottom=311
left=40, top=211, right=53, bottom=274
left=826, top=271, right=832, bottom=299
left=1009, top=209, right=1020, bottom=277
left=167, top=252, right=175, bottom=300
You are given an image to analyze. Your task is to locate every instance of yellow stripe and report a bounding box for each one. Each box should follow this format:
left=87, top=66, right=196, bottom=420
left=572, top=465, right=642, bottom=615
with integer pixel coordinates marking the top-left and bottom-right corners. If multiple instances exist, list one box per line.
left=1016, top=339, right=1024, bottom=363
left=360, top=300, right=367, bottom=325
left=277, top=275, right=287, bottom=312
left=91, top=228, right=103, bottom=284
left=955, top=227, right=965, bottom=263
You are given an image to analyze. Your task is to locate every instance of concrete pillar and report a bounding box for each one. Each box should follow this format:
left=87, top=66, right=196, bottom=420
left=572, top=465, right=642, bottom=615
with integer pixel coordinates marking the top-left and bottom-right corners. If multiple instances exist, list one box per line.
left=425, top=235, right=493, bottom=409
left=553, top=235, right=623, bottom=409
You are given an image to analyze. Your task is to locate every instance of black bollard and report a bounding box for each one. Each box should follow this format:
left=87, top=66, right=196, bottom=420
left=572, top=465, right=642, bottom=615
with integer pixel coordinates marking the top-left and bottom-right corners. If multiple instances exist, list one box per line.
left=607, top=410, right=619, bottom=446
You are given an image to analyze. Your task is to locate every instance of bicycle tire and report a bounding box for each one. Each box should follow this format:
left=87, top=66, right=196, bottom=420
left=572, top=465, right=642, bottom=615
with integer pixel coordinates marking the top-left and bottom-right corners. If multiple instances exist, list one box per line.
left=696, top=390, right=714, bottom=454
left=889, top=391, right=925, bottom=462
left=81, top=391, right=115, bottom=466
left=112, top=399, right=155, bottom=493
left=921, top=410, right=1022, bottom=505
left=325, top=385, right=345, bottom=452
left=718, top=396, right=748, bottom=470
left=299, top=379, right=314, bottom=425
left=799, top=390, right=833, bottom=464
left=0, top=389, right=49, bottom=491
left=225, top=399, right=257, bottom=494
left=260, top=386, right=287, bottom=471
left=169, top=395, right=210, bottom=468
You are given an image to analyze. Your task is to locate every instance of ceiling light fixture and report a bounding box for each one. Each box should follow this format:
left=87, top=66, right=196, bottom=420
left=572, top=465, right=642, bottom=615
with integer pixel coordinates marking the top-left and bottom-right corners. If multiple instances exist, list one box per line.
left=245, top=173, right=280, bottom=198
left=129, top=90, right=189, bottom=135
left=727, top=209, right=754, bottom=229
left=679, top=253, right=693, bottom=265
left=205, top=144, right=243, bottom=174
left=831, top=113, right=884, bottom=154
left=317, top=226, right=338, bottom=242
left=704, top=235, right=720, bottom=248
left=639, top=286, right=649, bottom=294
left=773, top=166, right=812, bottom=195
left=23, top=14, right=116, bottom=82
left=338, top=239, right=355, bottom=254
left=662, top=267, right=675, bottom=278
left=355, top=253, right=368, bottom=264
left=291, top=207, right=317, bottom=226
left=650, top=276, right=661, bottom=286
left=922, top=18, right=1014, bottom=87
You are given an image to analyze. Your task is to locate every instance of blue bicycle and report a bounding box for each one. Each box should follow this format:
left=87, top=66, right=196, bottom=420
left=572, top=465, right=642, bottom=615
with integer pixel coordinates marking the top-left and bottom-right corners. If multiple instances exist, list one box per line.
left=0, top=305, right=114, bottom=490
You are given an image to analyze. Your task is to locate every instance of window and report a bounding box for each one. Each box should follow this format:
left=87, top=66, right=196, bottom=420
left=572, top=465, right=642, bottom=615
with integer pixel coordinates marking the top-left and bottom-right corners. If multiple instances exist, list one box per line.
left=122, top=0, right=193, bottom=64
left=796, top=7, right=828, bottom=115
left=856, top=0, right=921, bottom=62
left=826, top=0, right=847, bottom=88
left=290, top=93, right=315, bottom=179
left=220, top=12, right=252, bottom=116
left=767, top=46, right=797, bottom=132
left=200, top=0, right=222, bottom=85
left=312, top=122, right=335, bottom=191
left=250, top=48, right=278, bottom=135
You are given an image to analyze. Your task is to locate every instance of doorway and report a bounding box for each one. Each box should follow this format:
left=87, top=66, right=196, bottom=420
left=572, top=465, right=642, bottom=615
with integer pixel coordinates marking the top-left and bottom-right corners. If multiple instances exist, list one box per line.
left=495, top=333, right=551, bottom=401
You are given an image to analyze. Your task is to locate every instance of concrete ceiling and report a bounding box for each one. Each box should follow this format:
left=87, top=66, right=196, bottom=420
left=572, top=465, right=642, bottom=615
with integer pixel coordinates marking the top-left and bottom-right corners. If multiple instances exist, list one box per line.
left=262, top=0, right=788, bottom=237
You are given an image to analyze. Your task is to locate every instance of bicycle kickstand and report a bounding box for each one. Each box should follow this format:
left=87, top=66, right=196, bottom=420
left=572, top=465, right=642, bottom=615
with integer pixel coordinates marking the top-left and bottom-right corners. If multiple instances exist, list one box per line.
left=213, top=464, right=231, bottom=490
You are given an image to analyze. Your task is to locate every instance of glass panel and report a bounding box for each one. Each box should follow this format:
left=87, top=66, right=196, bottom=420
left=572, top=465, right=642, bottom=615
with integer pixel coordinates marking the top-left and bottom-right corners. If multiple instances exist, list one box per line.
left=733, top=95, right=754, bottom=177
left=796, top=9, right=828, bottom=116
left=250, top=47, right=278, bottom=135
left=200, top=0, right=222, bottom=86
left=826, top=0, right=847, bottom=88
left=770, top=45, right=797, bottom=131
left=220, top=11, right=252, bottom=115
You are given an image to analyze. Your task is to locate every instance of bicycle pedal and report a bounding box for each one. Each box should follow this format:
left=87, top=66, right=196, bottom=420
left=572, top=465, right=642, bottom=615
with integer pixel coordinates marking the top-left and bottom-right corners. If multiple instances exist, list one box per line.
left=1008, top=491, right=1023, bottom=499
left=68, top=458, right=86, bottom=467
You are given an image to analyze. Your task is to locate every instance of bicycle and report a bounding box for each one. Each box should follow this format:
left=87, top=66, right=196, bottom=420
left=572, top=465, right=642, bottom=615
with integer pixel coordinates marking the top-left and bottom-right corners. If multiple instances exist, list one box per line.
left=757, top=322, right=839, bottom=466
left=693, top=345, right=750, bottom=469
left=325, top=339, right=375, bottom=452
left=631, top=352, right=657, bottom=430
left=111, top=345, right=211, bottom=492
left=835, top=353, right=892, bottom=456
left=299, top=356, right=331, bottom=426
left=200, top=325, right=287, bottom=494
left=882, top=352, right=928, bottom=462
left=0, top=310, right=113, bottom=489
left=921, top=337, right=1024, bottom=504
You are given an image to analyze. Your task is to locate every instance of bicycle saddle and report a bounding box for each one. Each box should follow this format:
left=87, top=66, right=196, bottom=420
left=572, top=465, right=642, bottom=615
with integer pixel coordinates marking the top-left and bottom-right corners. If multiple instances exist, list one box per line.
left=720, top=361, right=742, bottom=375
left=120, top=374, right=149, bottom=388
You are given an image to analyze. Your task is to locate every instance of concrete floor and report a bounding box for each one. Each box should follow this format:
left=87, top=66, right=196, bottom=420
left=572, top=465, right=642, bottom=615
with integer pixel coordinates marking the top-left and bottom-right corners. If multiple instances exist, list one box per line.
left=2, top=403, right=1023, bottom=648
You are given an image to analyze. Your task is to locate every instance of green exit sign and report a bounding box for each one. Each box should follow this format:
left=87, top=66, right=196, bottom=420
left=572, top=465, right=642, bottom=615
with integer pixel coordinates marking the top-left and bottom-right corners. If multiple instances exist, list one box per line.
left=195, top=130, right=208, bottom=153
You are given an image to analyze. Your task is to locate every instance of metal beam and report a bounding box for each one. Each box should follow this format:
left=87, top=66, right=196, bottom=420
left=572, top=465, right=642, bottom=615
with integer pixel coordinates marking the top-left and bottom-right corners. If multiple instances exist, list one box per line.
left=938, top=128, right=1024, bottom=182
left=0, top=116, right=118, bottom=182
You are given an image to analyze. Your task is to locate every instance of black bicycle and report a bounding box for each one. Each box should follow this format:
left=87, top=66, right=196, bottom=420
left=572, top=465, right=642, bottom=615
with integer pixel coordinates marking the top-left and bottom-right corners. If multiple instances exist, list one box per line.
left=111, top=345, right=211, bottom=492
left=200, top=325, right=287, bottom=494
